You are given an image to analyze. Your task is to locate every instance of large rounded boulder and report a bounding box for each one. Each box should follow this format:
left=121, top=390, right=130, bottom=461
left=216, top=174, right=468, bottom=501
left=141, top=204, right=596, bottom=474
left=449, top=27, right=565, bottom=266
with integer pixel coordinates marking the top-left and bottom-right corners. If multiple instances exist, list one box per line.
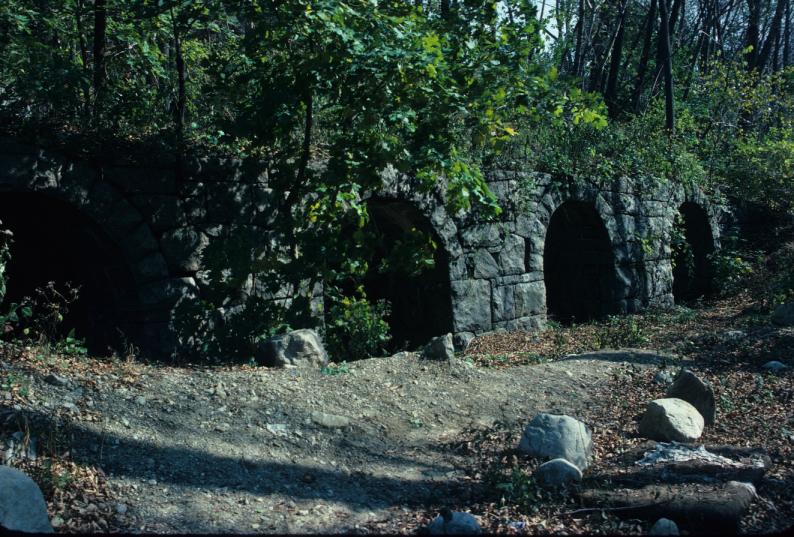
left=0, top=466, right=54, bottom=533
left=638, top=398, right=704, bottom=442
left=257, top=328, right=328, bottom=368
left=665, top=369, right=716, bottom=426
left=517, top=413, right=593, bottom=470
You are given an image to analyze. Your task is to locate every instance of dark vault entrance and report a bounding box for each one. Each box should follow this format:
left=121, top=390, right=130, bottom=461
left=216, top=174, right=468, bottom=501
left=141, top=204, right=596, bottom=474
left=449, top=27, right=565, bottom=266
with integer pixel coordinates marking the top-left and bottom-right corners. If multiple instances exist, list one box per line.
left=544, top=201, right=619, bottom=324
left=0, top=193, right=139, bottom=355
left=673, top=202, right=714, bottom=302
left=362, top=200, right=453, bottom=351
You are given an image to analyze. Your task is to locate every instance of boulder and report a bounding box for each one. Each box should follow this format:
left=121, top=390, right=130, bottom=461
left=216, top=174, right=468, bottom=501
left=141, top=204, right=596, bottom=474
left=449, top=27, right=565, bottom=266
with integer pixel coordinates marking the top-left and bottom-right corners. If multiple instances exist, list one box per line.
left=518, top=413, right=593, bottom=470
left=428, top=510, right=481, bottom=535
left=257, top=329, right=328, bottom=368
left=771, top=301, right=794, bottom=326
left=761, top=360, right=789, bottom=373
left=666, top=369, right=716, bottom=426
left=0, top=466, right=54, bottom=533
left=638, top=398, right=704, bottom=442
left=534, top=458, right=583, bottom=487
left=653, top=370, right=675, bottom=385
left=422, top=333, right=455, bottom=361
left=649, top=518, right=680, bottom=536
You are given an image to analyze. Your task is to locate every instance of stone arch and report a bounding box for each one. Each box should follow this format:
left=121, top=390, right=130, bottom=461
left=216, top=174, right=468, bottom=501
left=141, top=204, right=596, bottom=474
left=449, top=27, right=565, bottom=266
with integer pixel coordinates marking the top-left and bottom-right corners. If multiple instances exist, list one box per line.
left=363, top=171, right=461, bottom=349
left=0, top=149, right=172, bottom=354
left=542, top=199, right=622, bottom=323
left=362, top=198, right=455, bottom=350
left=672, top=201, right=715, bottom=301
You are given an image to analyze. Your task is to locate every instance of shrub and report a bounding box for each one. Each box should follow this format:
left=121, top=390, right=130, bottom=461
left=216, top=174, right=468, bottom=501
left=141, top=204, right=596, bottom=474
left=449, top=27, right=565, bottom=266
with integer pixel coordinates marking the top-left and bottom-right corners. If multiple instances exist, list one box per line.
left=323, top=291, right=391, bottom=362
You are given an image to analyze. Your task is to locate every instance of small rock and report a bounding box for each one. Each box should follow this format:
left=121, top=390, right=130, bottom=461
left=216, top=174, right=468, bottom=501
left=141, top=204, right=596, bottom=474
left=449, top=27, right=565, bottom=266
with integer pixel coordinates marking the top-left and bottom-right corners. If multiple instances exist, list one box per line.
left=724, top=330, right=746, bottom=341
left=61, top=402, right=79, bottom=413
left=116, top=503, right=128, bottom=515
left=422, top=333, right=455, bottom=361
left=761, top=361, right=789, bottom=373
left=428, top=510, right=481, bottom=535
left=44, top=374, right=68, bottom=387
left=453, top=332, right=475, bottom=352
left=265, top=423, right=288, bottom=436
left=534, top=458, right=583, bottom=487
left=638, top=398, right=704, bottom=442
left=0, top=466, right=54, bottom=532
left=311, top=411, right=350, bottom=428
left=666, top=369, right=716, bottom=426
left=653, top=370, right=675, bottom=385
left=517, top=413, right=593, bottom=470
left=134, top=396, right=147, bottom=405
left=257, top=329, right=328, bottom=368
left=649, top=518, right=679, bottom=535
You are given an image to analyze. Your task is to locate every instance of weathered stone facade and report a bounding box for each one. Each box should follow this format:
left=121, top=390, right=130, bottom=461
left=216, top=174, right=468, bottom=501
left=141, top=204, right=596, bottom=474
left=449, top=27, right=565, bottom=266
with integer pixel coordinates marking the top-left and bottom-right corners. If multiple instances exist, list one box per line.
left=0, top=138, right=726, bottom=357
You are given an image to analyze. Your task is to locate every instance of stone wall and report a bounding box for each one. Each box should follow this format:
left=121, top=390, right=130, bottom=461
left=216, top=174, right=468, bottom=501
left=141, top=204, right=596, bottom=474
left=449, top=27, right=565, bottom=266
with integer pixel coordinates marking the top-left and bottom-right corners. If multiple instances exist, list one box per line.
left=0, top=138, right=727, bottom=357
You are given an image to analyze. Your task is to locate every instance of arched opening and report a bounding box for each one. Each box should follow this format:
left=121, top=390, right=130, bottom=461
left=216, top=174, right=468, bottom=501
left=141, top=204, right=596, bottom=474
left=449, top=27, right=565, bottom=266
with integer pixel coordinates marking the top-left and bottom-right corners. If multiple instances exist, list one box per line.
left=544, top=201, right=619, bottom=324
left=361, top=200, right=454, bottom=351
left=0, top=192, right=139, bottom=355
left=672, top=202, right=714, bottom=302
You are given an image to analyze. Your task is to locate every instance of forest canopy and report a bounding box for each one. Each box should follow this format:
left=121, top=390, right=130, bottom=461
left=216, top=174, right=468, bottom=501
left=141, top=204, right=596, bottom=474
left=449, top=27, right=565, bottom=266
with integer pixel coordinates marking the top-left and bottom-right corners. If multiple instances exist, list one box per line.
left=1, top=1, right=792, bottom=209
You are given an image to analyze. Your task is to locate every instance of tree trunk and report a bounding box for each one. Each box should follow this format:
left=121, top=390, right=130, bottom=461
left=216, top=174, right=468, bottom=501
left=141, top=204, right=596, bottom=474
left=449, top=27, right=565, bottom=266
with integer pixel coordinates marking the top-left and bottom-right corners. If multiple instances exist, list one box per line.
left=172, top=10, right=187, bottom=189
left=658, top=0, right=675, bottom=132
left=573, top=0, right=585, bottom=78
left=74, top=0, right=90, bottom=119
left=92, top=0, right=107, bottom=124
left=785, top=0, right=791, bottom=66
left=651, top=0, right=683, bottom=92
left=757, top=0, right=787, bottom=72
left=745, top=0, right=761, bottom=69
left=605, top=1, right=628, bottom=118
left=632, top=0, right=657, bottom=112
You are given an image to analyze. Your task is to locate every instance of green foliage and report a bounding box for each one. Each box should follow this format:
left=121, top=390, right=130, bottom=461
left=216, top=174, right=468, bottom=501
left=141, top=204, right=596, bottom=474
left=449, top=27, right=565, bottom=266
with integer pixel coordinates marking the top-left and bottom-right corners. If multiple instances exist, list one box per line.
left=671, top=306, right=698, bottom=324
left=375, top=226, right=437, bottom=278
left=594, top=315, right=649, bottom=349
left=709, top=233, right=759, bottom=297
left=685, top=63, right=794, bottom=214
left=323, top=291, right=391, bottom=362
left=490, top=465, right=543, bottom=513
left=479, top=353, right=510, bottom=367
left=320, top=360, right=350, bottom=376
left=54, top=328, right=88, bottom=357
left=508, top=97, right=704, bottom=187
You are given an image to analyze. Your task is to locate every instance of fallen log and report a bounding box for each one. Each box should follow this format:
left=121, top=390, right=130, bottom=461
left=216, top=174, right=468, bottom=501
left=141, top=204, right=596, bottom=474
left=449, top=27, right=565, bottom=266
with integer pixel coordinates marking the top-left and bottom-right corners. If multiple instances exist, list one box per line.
left=576, top=481, right=756, bottom=533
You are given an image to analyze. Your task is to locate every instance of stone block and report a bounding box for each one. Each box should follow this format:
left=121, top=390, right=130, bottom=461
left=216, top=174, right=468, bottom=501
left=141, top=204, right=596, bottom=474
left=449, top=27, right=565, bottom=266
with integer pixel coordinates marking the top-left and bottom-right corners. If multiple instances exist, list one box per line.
left=451, top=279, right=492, bottom=333
left=468, top=249, right=500, bottom=279
left=514, top=281, right=545, bottom=317
left=130, top=194, right=181, bottom=232
left=461, top=224, right=502, bottom=248
left=160, top=227, right=208, bottom=273
left=498, top=234, right=526, bottom=275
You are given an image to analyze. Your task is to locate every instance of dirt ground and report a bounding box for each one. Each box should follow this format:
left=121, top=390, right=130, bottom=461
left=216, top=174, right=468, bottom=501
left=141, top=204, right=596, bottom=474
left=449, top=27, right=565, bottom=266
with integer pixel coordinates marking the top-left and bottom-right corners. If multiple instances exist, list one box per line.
left=2, top=343, right=670, bottom=533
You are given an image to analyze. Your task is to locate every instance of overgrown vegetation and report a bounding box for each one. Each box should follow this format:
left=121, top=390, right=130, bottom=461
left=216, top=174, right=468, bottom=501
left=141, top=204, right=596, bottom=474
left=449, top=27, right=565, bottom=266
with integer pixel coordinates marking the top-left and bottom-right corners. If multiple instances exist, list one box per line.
left=1, top=0, right=792, bottom=362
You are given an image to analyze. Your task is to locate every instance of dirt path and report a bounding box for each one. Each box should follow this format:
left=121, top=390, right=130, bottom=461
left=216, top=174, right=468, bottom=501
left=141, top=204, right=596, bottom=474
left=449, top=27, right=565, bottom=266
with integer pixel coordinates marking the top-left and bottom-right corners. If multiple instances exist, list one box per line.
left=3, top=348, right=668, bottom=533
